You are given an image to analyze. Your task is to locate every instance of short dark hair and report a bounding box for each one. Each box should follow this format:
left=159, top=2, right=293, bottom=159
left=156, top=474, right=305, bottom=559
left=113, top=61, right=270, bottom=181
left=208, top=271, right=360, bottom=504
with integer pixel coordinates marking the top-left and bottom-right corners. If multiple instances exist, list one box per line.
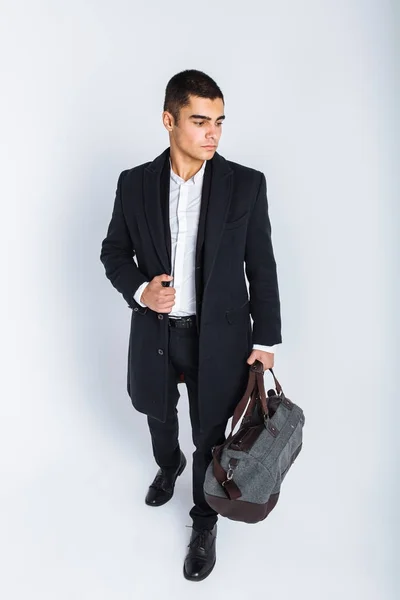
left=163, top=69, right=224, bottom=125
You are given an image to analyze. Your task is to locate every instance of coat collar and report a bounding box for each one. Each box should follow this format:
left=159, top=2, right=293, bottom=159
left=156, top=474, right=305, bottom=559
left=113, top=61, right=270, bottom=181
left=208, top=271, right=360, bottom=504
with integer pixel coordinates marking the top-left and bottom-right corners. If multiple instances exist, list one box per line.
left=143, top=146, right=233, bottom=293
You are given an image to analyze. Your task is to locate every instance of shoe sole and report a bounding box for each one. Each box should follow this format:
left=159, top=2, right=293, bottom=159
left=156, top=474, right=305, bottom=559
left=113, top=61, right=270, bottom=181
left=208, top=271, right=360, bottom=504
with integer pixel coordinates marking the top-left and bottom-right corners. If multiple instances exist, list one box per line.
left=145, top=453, right=187, bottom=507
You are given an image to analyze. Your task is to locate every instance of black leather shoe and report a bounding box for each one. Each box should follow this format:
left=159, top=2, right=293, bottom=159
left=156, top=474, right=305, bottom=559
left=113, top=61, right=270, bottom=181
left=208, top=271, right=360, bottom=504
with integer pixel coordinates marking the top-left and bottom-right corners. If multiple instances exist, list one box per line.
left=145, top=450, right=186, bottom=507
left=183, top=524, right=217, bottom=581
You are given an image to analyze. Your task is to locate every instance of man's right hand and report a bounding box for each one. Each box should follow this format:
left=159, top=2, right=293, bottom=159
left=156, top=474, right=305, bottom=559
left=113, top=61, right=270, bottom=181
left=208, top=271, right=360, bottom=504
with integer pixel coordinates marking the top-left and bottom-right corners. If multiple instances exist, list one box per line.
left=140, top=274, right=176, bottom=313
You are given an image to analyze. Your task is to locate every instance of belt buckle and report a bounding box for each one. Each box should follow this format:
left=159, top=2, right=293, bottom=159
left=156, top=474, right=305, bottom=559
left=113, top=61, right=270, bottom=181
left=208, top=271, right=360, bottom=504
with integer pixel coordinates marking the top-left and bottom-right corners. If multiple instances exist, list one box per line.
left=180, top=316, right=193, bottom=328
left=169, top=315, right=195, bottom=329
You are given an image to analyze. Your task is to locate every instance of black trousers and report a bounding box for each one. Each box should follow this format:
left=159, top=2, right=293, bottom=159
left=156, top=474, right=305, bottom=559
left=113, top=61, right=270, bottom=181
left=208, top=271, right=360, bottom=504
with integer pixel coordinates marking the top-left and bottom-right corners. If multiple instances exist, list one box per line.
left=146, top=320, right=227, bottom=531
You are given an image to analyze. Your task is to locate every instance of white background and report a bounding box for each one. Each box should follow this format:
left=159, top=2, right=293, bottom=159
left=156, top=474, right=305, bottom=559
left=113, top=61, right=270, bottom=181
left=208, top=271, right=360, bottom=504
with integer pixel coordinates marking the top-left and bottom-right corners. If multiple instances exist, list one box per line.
left=0, top=1, right=398, bottom=598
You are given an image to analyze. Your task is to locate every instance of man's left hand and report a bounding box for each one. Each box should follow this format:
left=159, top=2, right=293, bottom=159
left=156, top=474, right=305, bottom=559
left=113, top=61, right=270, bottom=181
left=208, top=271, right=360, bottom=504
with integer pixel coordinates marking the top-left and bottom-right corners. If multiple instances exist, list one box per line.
left=247, top=349, right=274, bottom=371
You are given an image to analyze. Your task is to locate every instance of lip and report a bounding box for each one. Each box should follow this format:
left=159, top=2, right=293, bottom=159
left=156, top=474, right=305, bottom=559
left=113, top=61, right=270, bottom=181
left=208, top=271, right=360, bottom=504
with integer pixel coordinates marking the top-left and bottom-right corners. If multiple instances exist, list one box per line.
left=203, top=145, right=216, bottom=149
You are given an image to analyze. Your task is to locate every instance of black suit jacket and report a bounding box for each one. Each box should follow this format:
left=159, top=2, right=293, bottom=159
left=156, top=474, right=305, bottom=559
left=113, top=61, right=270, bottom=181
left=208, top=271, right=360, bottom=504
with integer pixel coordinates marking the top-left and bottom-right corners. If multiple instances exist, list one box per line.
left=100, top=147, right=281, bottom=429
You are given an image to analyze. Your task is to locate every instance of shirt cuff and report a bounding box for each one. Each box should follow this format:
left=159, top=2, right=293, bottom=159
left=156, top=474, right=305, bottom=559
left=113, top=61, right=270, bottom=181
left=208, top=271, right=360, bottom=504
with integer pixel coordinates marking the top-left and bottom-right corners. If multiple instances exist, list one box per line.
left=133, top=281, right=149, bottom=307
left=252, top=344, right=277, bottom=354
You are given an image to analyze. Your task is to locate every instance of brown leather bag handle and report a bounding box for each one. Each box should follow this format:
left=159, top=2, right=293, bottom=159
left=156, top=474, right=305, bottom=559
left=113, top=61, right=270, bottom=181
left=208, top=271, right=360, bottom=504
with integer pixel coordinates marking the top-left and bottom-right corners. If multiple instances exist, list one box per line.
left=230, top=360, right=282, bottom=433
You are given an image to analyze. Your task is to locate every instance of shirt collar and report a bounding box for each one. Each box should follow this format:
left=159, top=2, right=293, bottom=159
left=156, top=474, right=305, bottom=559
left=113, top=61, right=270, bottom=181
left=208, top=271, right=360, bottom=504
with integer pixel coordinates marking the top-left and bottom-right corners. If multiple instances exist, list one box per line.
left=169, top=157, right=206, bottom=185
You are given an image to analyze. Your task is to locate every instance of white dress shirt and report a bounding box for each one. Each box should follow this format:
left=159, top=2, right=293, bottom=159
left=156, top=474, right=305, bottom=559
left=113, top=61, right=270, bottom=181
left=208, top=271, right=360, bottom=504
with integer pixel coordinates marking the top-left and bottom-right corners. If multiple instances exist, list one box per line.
left=134, top=158, right=277, bottom=354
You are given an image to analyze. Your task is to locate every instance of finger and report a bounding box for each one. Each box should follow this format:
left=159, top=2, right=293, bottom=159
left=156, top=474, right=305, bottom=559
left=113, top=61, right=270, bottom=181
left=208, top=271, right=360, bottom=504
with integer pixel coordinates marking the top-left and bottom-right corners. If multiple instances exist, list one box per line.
left=157, top=301, right=175, bottom=310
left=161, top=290, right=176, bottom=298
left=158, top=294, right=175, bottom=303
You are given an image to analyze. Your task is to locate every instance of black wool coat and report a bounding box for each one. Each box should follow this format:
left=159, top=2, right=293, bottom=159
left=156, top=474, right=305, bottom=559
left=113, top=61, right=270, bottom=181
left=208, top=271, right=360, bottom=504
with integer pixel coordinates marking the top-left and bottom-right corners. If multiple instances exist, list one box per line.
left=100, top=147, right=282, bottom=433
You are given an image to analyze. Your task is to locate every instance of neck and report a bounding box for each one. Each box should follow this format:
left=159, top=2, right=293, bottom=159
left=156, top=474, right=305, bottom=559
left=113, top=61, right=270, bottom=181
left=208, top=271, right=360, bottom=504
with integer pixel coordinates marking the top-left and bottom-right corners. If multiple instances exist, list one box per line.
left=169, top=147, right=205, bottom=182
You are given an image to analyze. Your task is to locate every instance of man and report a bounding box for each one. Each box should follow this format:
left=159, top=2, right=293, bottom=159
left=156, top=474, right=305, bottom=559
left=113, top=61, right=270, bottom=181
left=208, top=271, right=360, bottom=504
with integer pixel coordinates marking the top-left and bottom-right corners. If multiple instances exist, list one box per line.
left=100, top=69, right=282, bottom=581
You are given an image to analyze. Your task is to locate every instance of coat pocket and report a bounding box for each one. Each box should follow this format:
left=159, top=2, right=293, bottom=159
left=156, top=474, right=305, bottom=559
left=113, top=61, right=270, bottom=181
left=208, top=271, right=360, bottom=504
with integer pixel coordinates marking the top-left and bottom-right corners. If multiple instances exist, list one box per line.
left=223, top=212, right=248, bottom=230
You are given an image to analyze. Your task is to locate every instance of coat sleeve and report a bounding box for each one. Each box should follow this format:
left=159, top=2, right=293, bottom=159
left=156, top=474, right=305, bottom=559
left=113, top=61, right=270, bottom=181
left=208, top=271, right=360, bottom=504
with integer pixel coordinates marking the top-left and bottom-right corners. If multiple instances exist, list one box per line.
left=244, top=172, right=282, bottom=346
left=100, top=170, right=149, bottom=311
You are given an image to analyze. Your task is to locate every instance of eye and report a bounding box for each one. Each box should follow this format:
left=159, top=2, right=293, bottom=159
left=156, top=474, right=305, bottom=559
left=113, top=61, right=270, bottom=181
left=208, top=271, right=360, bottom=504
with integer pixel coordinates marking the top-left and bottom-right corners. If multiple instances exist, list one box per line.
left=193, top=121, right=224, bottom=126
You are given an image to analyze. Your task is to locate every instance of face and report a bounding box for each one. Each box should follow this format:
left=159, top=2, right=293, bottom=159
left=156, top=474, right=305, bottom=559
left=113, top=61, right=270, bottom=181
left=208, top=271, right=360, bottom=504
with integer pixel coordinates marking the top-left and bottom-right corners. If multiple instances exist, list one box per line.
left=163, top=95, right=225, bottom=162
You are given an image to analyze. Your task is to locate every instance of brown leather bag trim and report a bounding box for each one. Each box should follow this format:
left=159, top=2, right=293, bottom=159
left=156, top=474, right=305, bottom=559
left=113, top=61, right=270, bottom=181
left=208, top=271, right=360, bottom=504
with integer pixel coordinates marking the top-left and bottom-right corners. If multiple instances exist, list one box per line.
left=204, top=491, right=280, bottom=523
left=229, top=423, right=264, bottom=451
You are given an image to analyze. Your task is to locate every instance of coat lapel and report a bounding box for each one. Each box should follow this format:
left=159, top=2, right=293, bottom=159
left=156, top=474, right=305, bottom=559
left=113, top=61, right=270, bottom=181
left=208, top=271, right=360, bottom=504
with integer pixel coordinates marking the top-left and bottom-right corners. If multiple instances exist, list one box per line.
left=200, top=153, right=233, bottom=292
left=143, top=148, right=171, bottom=275
left=143, top=146, right=233, bottom=292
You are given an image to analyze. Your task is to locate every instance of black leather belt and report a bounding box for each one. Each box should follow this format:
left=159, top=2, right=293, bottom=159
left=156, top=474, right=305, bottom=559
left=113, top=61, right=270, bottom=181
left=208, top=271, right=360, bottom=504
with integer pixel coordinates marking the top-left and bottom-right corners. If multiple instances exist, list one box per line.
left=168, top=315, right=197, bottom=328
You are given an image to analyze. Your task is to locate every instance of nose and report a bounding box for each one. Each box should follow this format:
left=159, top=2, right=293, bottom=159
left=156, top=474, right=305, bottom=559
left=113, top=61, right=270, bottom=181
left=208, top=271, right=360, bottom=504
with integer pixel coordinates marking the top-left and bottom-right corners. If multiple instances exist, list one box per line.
left=206, top=128, right=218, bottom=143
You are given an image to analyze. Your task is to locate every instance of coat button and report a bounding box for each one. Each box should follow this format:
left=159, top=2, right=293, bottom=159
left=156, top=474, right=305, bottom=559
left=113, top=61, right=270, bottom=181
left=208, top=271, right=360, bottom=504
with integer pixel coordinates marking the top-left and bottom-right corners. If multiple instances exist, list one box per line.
left=158, top=349, right=164, bottom=355
left=134, top=307, right=138, bottom=312
left=158, top=314, right=163, bottom=319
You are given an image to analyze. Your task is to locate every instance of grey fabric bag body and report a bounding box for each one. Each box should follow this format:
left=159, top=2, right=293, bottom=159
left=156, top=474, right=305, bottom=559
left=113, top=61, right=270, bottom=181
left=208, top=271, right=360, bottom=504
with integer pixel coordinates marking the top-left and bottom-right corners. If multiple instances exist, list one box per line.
left=203, top=360, right=305, bottom=524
